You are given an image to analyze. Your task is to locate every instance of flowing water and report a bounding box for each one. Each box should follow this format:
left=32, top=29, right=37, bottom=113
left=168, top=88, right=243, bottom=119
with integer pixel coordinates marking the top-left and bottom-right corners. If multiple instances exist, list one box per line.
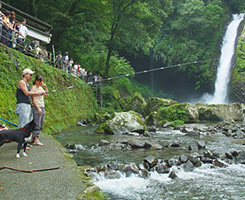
left=203, top=14, right=245, bottom=104
left=55, top=125, right=245, bottom=200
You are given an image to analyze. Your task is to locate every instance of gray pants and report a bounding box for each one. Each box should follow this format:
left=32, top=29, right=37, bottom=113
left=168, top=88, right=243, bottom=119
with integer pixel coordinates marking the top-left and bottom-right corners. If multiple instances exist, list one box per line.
left=0, top=23, right=2, bottom=41
left=32, top=107, right=45, bottom=138
left=15, top=103, right=33, bottom=128
left=17, top=38, right=25, bottom=52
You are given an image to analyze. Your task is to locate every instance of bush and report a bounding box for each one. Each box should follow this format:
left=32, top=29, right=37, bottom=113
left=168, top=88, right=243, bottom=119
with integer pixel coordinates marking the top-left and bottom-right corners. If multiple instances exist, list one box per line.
left=157, top=104, right=188, bottom=123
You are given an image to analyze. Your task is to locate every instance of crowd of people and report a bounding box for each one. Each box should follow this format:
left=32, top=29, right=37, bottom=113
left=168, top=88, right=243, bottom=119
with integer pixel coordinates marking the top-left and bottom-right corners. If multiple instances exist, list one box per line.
left=0, top=3, right=102, bottom=86
left=0, top=3, right=50, bottom=62
left=54, top=51, right=103, bottom=86
left=0, top=3, right=27, bottom=52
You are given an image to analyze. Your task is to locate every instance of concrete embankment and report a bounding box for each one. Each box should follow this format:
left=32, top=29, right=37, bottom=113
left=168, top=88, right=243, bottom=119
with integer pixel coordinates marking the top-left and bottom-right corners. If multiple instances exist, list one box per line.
left=0, top=135, right=100, bottom=200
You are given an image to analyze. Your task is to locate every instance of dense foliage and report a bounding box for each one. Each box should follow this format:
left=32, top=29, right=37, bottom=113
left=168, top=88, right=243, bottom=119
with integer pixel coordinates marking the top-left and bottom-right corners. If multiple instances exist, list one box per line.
left=157, top=104, right=188, bottom=126
left=2, top=0, right=245, bottom=100
left=231, top=27, right=245, bottom=103
left=154, top=0, right=229, bottom=89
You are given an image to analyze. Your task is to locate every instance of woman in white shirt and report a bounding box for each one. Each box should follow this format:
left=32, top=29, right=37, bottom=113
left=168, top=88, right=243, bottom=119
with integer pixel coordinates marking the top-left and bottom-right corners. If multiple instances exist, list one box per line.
left=31, top=75, right=48, bottom=145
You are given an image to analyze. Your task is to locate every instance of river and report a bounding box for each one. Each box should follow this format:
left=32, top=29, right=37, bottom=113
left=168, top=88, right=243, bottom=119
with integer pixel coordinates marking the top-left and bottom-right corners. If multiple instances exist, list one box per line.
left=55, top=124, right=245, bottom=200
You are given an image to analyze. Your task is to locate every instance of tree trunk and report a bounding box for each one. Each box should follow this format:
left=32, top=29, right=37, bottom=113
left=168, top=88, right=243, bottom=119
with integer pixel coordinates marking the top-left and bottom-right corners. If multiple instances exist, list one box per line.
left=105, top=47, right=113, bottom=78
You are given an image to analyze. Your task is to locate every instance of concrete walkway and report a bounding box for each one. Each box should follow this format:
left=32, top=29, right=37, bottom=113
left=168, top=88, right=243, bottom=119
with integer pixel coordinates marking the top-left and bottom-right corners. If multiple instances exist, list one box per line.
left=0, top=135, right=89, bottom=200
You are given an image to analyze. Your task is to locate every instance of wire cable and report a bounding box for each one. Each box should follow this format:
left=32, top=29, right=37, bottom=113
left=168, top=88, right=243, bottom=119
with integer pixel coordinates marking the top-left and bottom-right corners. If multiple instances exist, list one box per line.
left=46, top=58, right=218, bottom=94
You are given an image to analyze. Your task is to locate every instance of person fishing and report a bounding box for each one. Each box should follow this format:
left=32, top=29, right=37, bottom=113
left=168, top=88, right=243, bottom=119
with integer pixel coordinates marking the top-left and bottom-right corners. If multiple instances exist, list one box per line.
left=31, top=75, right=48, bottom=145
left=15, top=68, right=45, bottom=128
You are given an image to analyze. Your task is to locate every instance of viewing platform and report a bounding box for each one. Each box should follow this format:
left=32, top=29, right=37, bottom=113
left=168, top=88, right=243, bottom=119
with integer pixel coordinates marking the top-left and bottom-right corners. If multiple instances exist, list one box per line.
left=1, top=1, right=52, bottom=44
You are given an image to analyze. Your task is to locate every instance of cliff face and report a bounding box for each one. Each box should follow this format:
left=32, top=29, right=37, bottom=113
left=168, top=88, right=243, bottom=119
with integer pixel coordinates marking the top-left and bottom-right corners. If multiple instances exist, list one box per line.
left=0, top=45, right=97, bottom=134
left=232, top=23, right=245, bottom=103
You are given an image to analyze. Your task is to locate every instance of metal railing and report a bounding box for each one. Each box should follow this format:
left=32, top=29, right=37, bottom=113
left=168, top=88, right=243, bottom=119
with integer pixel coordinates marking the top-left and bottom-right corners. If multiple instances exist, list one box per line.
left=0, top=23, right=101, bottom=86
left=0, top=21, right=53, bottom=64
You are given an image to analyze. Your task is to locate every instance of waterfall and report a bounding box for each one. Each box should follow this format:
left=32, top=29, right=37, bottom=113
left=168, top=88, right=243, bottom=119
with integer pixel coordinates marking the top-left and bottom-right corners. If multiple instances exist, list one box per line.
left=208, top=14, right=245, bottom=104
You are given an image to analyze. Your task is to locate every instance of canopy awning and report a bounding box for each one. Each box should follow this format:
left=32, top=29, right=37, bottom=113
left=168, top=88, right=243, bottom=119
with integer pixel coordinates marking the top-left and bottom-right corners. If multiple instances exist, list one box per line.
left=27, top=26, right=52, bottom=44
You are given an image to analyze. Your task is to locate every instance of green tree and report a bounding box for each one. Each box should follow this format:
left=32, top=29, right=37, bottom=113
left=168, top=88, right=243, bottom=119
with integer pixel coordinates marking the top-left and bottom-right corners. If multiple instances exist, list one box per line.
left=103, top=0, right=172, bottom=77
left=154, top=0, right=226, bottom=89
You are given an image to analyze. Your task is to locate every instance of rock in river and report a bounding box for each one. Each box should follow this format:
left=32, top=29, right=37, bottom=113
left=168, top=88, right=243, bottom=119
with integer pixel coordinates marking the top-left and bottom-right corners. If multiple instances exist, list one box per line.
left=197, top=140, right=206, bottom=149
left=128, top=140, right=146, bottom=149
left=237, top=151, right=245, bottom=164
left=168, top=170, right=178, bottom=179
left=105, top=170, right=122, bottom=179
left=144, top=155, right=158, bottom=168
left=182, top=160, right=194, bottom=172
left=94, top=111, right=146, bottom=134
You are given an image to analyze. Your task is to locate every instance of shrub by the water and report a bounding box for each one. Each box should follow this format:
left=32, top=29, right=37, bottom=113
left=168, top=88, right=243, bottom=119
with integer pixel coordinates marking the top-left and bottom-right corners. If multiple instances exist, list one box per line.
left=157, top=104, right=189, bottom=126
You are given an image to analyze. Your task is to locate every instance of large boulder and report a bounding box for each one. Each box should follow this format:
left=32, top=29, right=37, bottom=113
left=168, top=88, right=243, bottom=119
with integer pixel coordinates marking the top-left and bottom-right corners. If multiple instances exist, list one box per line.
left=144, top=97, right=177, bottom=117
left=145, top=111, right=158, bottom=126
left=94, top=111, right=146, bottom=134
left=198, top=103, right=244, bottom=121
left=125, top=92, right=146, bottom=115
left=184, top=103, right=199, bottom=122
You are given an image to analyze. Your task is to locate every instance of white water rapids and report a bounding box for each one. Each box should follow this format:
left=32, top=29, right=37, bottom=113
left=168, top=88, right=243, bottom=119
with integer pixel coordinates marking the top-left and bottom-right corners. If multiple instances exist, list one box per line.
left=204, top=14, right=245, bottom=104
left=94, top=164, right=245, bottom=200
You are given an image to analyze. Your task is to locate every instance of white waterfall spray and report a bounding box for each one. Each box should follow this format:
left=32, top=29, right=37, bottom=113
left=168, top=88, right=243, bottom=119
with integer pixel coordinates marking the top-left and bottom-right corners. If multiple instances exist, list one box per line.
left=208, top=14, right=245, bottom=104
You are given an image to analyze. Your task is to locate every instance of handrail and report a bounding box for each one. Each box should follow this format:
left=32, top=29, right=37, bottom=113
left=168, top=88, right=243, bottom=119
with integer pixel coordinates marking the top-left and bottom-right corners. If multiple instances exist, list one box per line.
left=1, top=1, right=52, bottom=31
left=0, top=22, right=53, bottom=64
left=0, top=23, right=81, bottom=75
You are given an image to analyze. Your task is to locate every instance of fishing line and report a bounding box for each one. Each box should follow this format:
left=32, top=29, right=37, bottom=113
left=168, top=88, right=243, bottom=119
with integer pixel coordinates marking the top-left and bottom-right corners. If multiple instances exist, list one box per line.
left=47, top=58, right=218, bottom=94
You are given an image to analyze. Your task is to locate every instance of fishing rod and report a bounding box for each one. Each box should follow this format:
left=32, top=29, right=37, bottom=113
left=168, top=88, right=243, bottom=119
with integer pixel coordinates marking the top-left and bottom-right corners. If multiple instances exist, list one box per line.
left=0, top=117, right=19, bottom=127
left=47, top=58, right=218, bottom=94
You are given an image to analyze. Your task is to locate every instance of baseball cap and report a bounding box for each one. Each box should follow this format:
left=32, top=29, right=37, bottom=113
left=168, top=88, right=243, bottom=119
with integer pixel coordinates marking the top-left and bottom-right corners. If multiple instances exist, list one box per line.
left=23, top=68, right=35, bottom=75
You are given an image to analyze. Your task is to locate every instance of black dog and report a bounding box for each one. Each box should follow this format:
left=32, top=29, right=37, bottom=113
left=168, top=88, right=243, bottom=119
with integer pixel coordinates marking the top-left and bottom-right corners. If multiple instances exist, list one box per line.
left=0, top=120, right=36, bottom=158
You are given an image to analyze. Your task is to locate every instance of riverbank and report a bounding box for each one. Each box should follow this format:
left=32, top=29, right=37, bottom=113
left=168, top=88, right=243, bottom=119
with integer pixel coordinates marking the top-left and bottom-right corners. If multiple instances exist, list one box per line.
left=0, top=134, right=103, bottom=200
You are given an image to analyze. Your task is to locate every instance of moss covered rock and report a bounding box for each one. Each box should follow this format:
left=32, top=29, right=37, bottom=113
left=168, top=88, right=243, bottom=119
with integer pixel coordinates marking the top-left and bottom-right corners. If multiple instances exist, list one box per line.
left=94, top=111, right=146, bottom=134
left=145, top=111, right=158, bottom=126
left=125, top=92, right=146, bottom=114
left=184, top=103, right=199, bottom=122
left=144, top=97, right=177, bottom=117
left=198, top=102, right=244, bottom=121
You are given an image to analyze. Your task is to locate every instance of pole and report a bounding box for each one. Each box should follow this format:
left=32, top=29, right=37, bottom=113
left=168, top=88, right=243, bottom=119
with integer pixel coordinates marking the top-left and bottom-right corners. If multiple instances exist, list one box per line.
left=52, top=45, right=55, bottom=66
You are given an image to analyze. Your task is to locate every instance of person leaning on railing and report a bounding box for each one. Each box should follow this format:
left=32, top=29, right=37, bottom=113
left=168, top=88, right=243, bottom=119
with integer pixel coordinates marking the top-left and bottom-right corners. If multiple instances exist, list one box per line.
left=0, top=2, right=4, bottom=41
left=17, top=19, right=28, bottom=53
left=14, top=21, right=22, bottom=48
left=1, top=10, right=12, bottom=46
left=9, top=11, right=16, bottom=48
